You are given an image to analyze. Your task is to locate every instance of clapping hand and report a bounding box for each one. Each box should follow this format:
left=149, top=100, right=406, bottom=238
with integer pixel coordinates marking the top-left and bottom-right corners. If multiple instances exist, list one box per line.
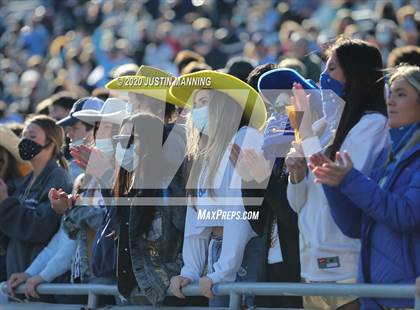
left=48, top=188, right=78, bottom=214
left=71, top=145, right=112, bottom=179
left=229, top=144, right=272, bottom=183
left=308, top=151, right=353, bottom=186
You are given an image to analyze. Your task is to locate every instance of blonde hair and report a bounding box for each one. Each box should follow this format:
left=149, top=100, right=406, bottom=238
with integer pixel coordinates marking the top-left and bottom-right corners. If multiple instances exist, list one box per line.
left=389, top=65, right=420, bottom=94
left=187, top=90, right=246, bottom=198
left=25, top=115, right=68, bottom=171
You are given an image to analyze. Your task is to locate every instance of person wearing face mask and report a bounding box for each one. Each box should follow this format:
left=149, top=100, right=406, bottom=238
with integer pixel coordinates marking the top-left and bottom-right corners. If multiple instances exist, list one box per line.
left=308, top=65, right=420, bottom=310
left=375, top=19, right=398, bottom=65
left=285, top=38, right=389, bottom=310
left=110, top=113, right=187, bottom=307
left=56, top=97, right=104, bottom=181
left=106, top=65, right=189, bottom=205
left=48, top=98, right=129, bottom=297
left=169, top=71, right=267, bottom=308
left=0, top=115, right=71, bottom=280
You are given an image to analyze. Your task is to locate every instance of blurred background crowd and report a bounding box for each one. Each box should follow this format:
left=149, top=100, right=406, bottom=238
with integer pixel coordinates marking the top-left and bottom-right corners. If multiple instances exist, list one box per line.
left=0, top=1, right=420, bottom=308
left=0, top=0, right=419, bottom=126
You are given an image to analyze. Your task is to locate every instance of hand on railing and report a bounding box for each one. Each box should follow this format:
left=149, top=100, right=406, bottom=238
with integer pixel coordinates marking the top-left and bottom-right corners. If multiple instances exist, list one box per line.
left=199, top=276, right=214, bottom=299
left=7, top=272, right=30, bottom=297
left=169, top=275, right=191, bottom=299
left=24, top=275, right=45, bottom=299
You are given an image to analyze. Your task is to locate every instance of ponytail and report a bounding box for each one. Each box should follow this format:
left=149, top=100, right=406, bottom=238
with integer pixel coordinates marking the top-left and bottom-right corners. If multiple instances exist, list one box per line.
left=56, top=150, right=69, bottom=171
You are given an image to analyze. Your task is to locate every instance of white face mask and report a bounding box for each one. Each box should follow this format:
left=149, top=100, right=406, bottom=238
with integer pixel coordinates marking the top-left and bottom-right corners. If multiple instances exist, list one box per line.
left=115, top=142, right=139, bottom=173
left=69, top=138, right=84, bottom=149
left=95, top=138, right=114, bottom=157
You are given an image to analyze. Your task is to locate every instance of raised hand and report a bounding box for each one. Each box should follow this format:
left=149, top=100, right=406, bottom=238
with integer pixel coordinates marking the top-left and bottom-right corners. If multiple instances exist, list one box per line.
left=71, top=144, right=113, bottom=180
left=291, top=82, right=314, bottom=140
left=285, top=141, right=307, bottom=184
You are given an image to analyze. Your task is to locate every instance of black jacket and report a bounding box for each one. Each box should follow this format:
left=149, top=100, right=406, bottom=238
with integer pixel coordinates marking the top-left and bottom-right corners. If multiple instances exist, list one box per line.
left=243, top=160, right=301, bottom=283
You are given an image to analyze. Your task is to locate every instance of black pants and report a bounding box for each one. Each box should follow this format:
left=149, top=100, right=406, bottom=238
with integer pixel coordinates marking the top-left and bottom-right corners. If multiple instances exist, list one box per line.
left=0, top=254, right=6, bottom=282
left=255, top=262, right=303, bottom=308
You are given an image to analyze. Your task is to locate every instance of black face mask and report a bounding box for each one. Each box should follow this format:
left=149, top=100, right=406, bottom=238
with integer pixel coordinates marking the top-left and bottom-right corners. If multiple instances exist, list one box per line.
left=18, top=138, right=49, bottom=160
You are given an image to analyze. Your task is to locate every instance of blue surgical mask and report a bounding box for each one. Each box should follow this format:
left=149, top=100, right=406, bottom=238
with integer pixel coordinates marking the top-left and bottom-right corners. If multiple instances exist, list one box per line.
left=320, top=72, right=345, bottom=98
left=95, top=138, right=114, bottom=157
left=192, top=106, right=209, bottom=135
left=115, top=143, right=139, bottom=173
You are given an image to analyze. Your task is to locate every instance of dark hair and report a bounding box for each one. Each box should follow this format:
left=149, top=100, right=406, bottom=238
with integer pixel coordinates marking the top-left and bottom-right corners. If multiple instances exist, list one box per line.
left=50, top=91, right=78, bottom=111
left=175, top=50, right=205, bottom=73
left=113, top=113, right=166, bottom=236
left=78, top=120, right=94, bottom=132
left=165, top=102, right=177, bottom=122
left=387, top=45, right=420, bottom=68
left=225, top=57, right=256, bottom=82
left=326, top=38, right=387, bottom=159
left=246, top=63, right=278, bottom=91
left=91, top=88, right=110, bottom=101
left=181, top=61, right=211, bottom=75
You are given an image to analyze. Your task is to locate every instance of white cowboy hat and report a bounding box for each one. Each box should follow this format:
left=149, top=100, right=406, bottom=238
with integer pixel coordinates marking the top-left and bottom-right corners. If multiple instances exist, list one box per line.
left=72, top=98, right=131, bottom=125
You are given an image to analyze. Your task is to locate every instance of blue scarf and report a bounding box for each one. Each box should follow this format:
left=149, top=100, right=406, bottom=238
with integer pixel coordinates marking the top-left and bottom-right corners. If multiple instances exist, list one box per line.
left=389, top=124, right=413, bottom=153
left=383, top=123, right=420, bottom=183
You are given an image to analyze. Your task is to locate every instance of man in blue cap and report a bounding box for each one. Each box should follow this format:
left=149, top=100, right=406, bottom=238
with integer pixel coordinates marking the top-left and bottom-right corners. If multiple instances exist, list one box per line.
left=57, top=97, right=104, bottom=181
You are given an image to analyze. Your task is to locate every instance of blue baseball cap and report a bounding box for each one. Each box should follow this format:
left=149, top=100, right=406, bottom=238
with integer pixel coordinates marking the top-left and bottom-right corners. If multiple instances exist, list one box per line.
left=257, top=68, right=322, bottom=116
left=56, top=97, right=104, bottom=127
left=258, top=68, right=319, bottom=92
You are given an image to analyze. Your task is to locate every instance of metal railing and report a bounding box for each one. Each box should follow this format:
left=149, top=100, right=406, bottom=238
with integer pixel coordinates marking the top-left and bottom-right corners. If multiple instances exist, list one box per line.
left=1, top=281, right=419, bottom=309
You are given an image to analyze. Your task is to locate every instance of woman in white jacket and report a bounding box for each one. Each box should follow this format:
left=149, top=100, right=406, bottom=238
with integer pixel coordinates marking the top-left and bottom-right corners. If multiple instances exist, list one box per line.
left=286, top=38, right=389, bottom=310
left=168, top=71, right=267, bottom=308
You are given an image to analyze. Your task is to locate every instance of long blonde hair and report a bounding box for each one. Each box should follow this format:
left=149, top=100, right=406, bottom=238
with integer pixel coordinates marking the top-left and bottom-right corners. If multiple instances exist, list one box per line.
left=187, top=90, right=248, bottom=198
